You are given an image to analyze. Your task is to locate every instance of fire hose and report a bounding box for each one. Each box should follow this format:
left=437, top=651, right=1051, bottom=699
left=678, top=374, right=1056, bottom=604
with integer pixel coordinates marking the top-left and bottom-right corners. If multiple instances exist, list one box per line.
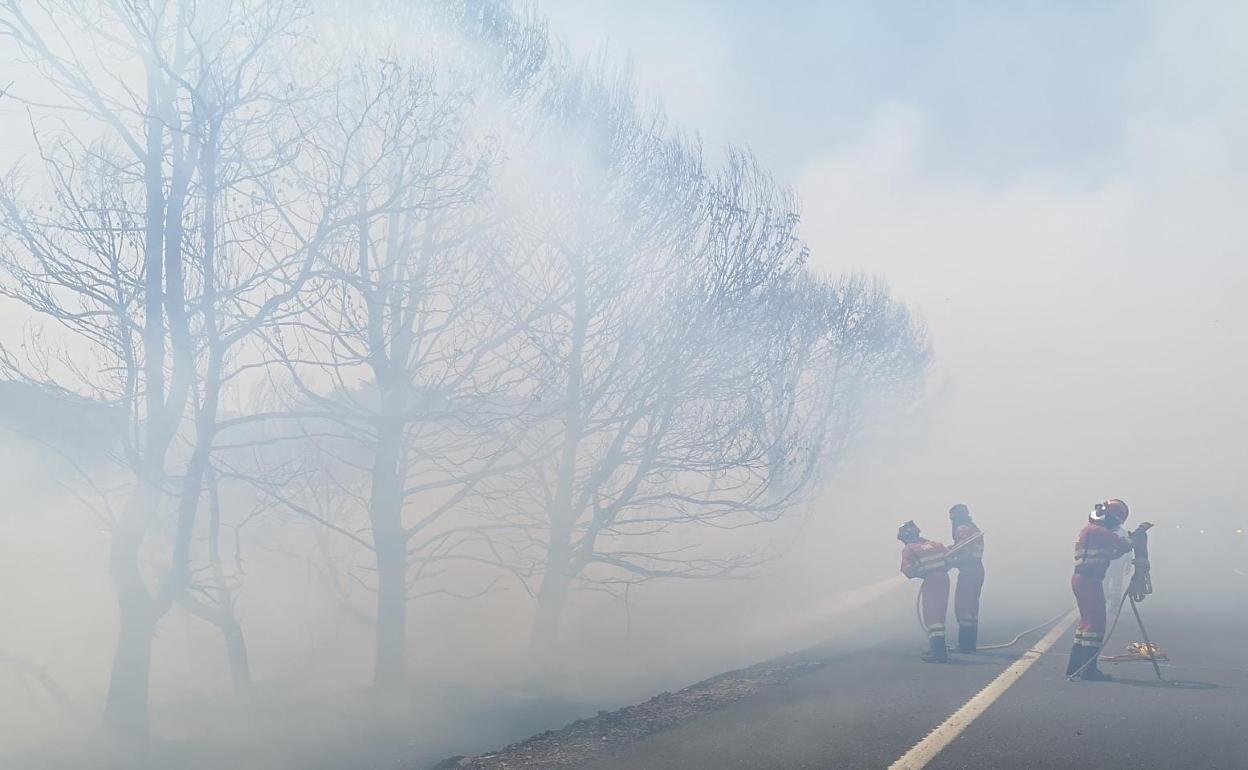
left=914, top=583, right=1069, bottom=651
left=912, top=532, right=1068, bottom=650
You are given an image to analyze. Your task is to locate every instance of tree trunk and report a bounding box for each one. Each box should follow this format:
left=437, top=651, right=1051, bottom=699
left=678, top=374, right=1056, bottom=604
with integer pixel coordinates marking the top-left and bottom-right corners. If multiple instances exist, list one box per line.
left=373, top=537, right=407, bottom=686
left=531, top=548, right=572, bottom=655
left=221, top=616, right=252, bottom=694
left=102, top=591, right=156, bottom=750
left=102, top=482, right=162, bottom=748
left=531, top=495, right=577, bottom=661
left=369, top=420, right=408, bottom=686
left=531, top=256, right=588, bottom=657
left=102, top=55, right=169, bottom=754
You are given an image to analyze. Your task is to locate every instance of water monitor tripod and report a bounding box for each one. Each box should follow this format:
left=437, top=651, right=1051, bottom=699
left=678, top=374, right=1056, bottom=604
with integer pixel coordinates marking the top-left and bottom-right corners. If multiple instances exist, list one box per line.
left=1069, top=522, right=1164, bottom=681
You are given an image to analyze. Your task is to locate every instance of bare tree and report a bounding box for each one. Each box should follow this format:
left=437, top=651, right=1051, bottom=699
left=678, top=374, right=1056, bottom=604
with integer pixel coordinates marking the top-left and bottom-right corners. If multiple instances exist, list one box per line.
left=473, top=61, right=788, bottom=653
left=0, top=0, right=932, bottom=756
left=0, top=0, right=372, bottom=744
left=258, top=68, right=489, bottom=684
left=484, top=60, right=931, bottom=656
left=235, top=8, right=550, bottom=684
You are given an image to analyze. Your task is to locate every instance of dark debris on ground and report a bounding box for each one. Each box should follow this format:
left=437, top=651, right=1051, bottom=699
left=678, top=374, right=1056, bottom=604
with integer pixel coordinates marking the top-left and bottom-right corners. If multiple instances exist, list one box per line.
left=429, top=656, right=827, bottom=770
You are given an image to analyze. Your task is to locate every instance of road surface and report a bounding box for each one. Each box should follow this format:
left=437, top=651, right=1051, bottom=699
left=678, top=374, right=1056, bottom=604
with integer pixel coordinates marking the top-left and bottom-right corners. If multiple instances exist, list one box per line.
left=583, top=571, right=1247, bottom=769
left=450, top=552, right=1248, bottom=770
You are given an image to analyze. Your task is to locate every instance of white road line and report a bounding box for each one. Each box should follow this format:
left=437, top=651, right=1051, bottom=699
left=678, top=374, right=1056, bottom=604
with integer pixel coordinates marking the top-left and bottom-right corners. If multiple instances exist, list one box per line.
left=1232, top=567, right=1248, bottom=580
left=887, top=609, right=1078, bottom=770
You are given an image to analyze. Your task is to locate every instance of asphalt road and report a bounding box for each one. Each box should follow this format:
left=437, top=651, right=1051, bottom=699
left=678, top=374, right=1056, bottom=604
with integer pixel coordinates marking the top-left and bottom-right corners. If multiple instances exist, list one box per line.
left=578, top=563, right=1248, bottom=770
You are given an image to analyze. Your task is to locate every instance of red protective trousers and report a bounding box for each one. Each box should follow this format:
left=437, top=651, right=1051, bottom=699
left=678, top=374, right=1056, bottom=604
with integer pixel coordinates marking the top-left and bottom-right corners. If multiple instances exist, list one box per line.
left=1071, top=573, right=1106, bottom=648
left=920, top=571, right=950, bottom=640
left=954, top=560, right=984, bottom=629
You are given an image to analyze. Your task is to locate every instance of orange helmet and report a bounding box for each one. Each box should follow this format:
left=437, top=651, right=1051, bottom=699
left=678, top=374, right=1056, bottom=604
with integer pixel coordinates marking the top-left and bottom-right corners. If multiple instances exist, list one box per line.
left=1089, top=498, right=1129, bottom=526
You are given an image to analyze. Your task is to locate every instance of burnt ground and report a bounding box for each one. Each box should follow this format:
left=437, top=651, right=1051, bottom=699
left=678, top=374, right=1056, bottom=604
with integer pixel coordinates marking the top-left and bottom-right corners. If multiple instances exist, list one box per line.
left=430, top=652, right=831, bottom=770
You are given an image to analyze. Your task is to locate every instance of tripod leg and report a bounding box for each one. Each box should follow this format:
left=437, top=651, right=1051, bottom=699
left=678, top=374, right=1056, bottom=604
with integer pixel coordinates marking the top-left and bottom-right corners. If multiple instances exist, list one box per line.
left=1128, top=597, right=1164, bottom=681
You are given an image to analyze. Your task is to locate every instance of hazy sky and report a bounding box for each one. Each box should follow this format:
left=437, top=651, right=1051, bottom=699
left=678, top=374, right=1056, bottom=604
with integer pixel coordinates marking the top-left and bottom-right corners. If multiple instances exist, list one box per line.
left=545, top=0, right=1153, bottom=180
left=3, top=2, right=1242, bottom=530
left=1, top=1, right=1243, bottom=533
left=541, top=0, right=1248, bottom=532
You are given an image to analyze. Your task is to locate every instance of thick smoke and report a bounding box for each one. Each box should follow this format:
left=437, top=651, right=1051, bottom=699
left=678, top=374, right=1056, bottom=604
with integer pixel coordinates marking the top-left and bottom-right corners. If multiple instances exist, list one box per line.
left=0, top=2, right=929, bottom=768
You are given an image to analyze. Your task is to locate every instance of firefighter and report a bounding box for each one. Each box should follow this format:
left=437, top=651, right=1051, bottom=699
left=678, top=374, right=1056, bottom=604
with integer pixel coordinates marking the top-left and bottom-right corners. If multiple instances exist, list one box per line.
left=948, top=504, right=985, bottom=652
left=898, top=520, right=950, bottom=662
left=1066, top=499, right=1135, bottom=681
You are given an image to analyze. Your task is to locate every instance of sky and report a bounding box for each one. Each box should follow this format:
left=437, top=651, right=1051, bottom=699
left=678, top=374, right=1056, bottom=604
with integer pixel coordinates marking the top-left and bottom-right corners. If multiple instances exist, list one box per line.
left=540, top=0, right=1248, bottom=538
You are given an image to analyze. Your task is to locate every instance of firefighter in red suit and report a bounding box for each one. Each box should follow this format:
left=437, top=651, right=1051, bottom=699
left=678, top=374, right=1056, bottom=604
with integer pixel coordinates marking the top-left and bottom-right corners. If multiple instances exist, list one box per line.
left=1066, top=499, right=1135, bottom=680
left=948, top=504, right=985, bottom=652
left=898, top=520, right=950, bottom=662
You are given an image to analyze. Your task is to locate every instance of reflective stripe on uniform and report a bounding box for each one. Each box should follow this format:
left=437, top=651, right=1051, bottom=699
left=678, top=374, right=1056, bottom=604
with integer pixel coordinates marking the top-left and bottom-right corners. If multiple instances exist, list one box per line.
left=1075, top=547, right=1113, bottom=560
left=914, top=551, right=948, bottom=576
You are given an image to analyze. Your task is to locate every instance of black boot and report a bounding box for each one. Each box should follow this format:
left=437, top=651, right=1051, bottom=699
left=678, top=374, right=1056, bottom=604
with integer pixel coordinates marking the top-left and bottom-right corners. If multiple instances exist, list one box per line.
left=958, top=625, right=977, bottom=653
left=1081, top=648, right=1112, bottom=681
left=924, top=635, right=948, bottom=663
left=1065, top=644, right=1086, bottom=677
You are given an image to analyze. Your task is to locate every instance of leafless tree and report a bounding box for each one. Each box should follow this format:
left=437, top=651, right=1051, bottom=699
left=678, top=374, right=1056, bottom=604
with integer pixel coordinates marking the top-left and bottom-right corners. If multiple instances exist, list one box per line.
left=0, top=0, right=375, bottom=744
left=484, top=61, right=931, bottom=656
left=0, top=0, right=932, bottom=753
left=474, top=62, right=786, bottom=653
left=240, top=47, right=549, bottom=684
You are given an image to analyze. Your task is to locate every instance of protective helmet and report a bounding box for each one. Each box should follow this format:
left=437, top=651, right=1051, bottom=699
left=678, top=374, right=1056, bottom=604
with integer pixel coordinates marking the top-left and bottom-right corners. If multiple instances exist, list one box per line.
left=1089, top=499, right=1129, bottom=526
left=949, top=503, right=971, bottom=521
left=897, top=520, right=921, bottom=543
